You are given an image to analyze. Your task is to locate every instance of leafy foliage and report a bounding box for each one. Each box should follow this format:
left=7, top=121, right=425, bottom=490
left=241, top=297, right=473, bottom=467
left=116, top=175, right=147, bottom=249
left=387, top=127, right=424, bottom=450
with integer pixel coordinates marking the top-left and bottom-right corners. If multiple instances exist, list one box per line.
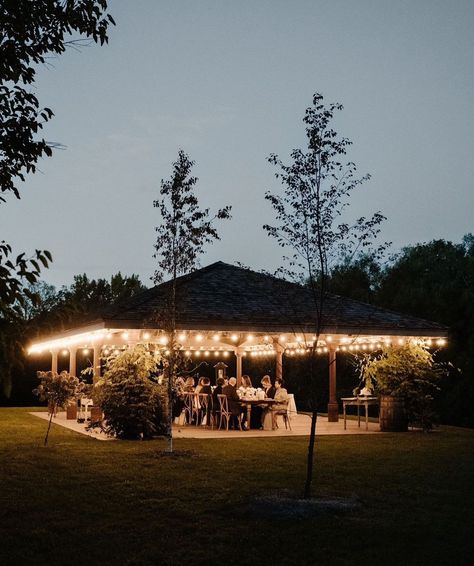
left=1, top=0, right=114, bottom=395
left=1, top=0, right=115, bottom=201
left=360, top=343, right=448, bottom=431
left=95, top=346, right=164, bottom=440
left=264, top=92, right=387, bottom=497
left=33, top=370, right=82, bottom=410
left=326, top=254, right=382, bottom=303
left=33, top=370, right=83, bottom=444
left=152, top=150, right=231, bottom=450
left=265, top=93, right=387, bottom=291
left=0, top=243, right=52, bottom=395
left=153, top=150, right=232, bottom=283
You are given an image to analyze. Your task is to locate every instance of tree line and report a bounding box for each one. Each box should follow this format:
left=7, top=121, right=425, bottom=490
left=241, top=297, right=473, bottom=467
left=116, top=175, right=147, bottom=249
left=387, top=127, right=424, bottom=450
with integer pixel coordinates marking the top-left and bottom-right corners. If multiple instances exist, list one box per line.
left=0, top=272, right=145, bottom=400
left=2, top=235, right=473, bottom=429
left=326, top=235, right=474, bottom=428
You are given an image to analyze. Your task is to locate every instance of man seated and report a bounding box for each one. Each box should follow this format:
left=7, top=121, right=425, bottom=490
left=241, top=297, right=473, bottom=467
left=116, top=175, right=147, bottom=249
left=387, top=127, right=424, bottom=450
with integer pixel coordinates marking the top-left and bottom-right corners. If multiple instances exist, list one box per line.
left=270, top=378, right=289, bottom=429
left=222, top=377, right=246, bottom=430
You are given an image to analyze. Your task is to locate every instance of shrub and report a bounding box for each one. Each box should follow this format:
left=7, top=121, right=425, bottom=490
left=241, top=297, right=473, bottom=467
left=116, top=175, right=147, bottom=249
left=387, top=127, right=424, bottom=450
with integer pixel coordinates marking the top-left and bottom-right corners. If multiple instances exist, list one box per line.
left=360, top=342, right=449, bottom=431
left=95, top=345, right=164, bottom=439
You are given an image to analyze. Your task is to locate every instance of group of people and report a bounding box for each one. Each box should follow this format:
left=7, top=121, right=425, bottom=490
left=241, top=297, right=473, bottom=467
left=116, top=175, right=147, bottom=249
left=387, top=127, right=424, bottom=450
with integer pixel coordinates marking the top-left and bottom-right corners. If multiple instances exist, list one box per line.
left=173, top=374, right=290, bottom=430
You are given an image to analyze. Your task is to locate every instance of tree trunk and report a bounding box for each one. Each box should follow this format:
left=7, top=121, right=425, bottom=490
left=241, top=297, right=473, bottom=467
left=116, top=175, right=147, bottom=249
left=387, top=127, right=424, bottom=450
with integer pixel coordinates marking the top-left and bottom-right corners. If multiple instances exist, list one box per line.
left=165, top=368, right=173, bottom=452
left=303, top=410, right=317, bottom=498
left=44, top=409, right=54, bottom=446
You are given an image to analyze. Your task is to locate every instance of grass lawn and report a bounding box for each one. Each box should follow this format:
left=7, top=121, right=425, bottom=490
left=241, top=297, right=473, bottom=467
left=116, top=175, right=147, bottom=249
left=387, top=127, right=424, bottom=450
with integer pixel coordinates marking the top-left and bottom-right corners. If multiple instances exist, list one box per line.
left=1, top=408, right=473, bottom=566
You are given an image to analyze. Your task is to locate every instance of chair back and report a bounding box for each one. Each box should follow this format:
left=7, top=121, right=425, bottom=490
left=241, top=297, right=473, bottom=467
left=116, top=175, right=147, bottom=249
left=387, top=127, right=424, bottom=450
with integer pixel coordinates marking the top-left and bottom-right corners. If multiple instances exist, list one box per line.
left=217, top=394, right=230, bottom=416
left=198, top=393, right=211, bottom=411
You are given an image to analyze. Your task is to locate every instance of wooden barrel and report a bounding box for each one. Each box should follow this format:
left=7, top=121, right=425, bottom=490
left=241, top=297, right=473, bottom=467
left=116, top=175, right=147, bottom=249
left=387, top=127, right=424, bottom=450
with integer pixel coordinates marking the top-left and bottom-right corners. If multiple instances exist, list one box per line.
left=66, top=403, right=77, bottom=420
left=90, top=406, right=103, bottom=425
left=379, top=395, right=408, bottom=432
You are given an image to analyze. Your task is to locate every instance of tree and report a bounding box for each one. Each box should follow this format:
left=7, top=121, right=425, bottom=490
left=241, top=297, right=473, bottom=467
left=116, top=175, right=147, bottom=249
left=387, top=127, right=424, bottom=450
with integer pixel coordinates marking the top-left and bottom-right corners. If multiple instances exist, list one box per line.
left=1, top=0, right=115, bottom=202
left=60, top=272, right=146, bottom=323
left=327, top=254, right=382, bottom=303
left=0, top=0, right=114, bottom=394
left=153, top=150, right=231, bottom=451
left=0, top=244, right=52, bottom=395
left=33, top=370, right=83, bottom=445
left=95, top=345, right=163, bottom=440
left=264, top=93, right=386, bottom=498
left=375, top=236, right=474, bottom=427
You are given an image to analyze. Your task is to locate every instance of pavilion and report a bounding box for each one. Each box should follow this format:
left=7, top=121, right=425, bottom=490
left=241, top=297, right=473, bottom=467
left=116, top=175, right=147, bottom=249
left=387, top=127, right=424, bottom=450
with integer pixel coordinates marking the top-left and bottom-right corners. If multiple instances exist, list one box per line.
left=28, top=261, right=448, bottom=421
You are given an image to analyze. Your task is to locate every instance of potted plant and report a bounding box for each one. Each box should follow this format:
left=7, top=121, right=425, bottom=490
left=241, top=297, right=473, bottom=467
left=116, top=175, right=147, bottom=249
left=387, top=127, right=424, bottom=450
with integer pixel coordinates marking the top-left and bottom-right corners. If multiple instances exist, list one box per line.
left=359, top=342, right=447, bottom=432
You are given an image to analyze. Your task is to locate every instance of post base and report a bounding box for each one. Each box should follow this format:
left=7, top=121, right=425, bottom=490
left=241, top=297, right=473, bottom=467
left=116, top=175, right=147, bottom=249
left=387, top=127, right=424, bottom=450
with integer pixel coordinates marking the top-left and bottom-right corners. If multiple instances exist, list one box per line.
left=327, top=402, right=339, bottom=422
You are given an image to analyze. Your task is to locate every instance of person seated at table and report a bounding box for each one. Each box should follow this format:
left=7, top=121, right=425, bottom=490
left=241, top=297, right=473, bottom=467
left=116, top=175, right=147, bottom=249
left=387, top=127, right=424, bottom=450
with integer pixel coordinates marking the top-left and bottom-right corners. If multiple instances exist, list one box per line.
left=270, top=378, right=289, bottom=429
left=195, top=377, right=206, bottom=394
left=261, top=375, right=276, bottom=399
left=183, top=377, right=195, bottom=392
left=199, top=377, right=212, bottom=395
left=241, top=374, right=253, bottom=388
left=223, top=377, right=246, bottom=430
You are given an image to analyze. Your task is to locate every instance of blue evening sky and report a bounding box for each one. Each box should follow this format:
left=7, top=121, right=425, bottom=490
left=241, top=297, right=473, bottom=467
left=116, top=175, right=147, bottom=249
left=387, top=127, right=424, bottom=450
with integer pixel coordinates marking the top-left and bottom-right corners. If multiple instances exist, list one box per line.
left=2, top=0, right=473, bottom=287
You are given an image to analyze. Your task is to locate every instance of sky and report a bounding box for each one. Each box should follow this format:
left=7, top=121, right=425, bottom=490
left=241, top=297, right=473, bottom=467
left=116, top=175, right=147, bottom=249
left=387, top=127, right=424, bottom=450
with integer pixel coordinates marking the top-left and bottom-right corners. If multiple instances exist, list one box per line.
left=2, top=0, right=473, bottom=288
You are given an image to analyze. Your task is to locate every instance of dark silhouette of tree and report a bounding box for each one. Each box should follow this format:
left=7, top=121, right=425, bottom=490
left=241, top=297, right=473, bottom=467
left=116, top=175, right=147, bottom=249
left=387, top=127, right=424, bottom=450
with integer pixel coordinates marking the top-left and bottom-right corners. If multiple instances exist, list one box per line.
left=1, top=0, right=114, bottom=201
left=376, top=236, right=474, bottom=427
left=326, top=254, right=382, bottom=303
left=153, top=150, right=232, bottom=452
left=265, top=93, right=386, bottom=498
left=0, top=0, right=114, bottom=395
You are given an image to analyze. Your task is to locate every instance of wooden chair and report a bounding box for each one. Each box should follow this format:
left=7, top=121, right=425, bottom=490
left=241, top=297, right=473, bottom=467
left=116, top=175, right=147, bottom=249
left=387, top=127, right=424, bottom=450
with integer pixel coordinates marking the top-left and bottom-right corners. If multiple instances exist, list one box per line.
left=272, top=402, right=292, bottom=430
left=183, top=393, right=194, bottom=424
left=197, top=393, right=212, bottom=426
left=217, top=394, right=242, bottom=430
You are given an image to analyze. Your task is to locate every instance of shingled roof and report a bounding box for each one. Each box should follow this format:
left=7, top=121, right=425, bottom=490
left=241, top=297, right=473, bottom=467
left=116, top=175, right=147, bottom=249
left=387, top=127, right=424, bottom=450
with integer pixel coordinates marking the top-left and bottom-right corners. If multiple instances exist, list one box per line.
left=92, top=261, right=446, bottom=337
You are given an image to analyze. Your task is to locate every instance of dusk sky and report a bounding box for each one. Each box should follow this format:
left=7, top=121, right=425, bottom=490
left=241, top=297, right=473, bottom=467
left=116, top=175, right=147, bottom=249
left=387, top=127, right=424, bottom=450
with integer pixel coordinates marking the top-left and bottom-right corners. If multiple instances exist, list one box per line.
left=2, top=0, right=473, bottom=288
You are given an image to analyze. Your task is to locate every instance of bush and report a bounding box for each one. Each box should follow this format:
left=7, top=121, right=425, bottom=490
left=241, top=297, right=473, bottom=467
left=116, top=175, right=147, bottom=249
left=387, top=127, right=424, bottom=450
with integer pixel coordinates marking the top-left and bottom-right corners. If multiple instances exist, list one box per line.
left=95, top=345, right=164, bottom=439
left=360, top=342, right=449, bottom=431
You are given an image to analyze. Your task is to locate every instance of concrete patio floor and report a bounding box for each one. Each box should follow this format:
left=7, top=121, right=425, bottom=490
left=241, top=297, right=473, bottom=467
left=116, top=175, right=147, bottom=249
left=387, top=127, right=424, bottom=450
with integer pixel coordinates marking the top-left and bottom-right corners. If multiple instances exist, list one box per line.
left=30, top=410, right=380, bottom=440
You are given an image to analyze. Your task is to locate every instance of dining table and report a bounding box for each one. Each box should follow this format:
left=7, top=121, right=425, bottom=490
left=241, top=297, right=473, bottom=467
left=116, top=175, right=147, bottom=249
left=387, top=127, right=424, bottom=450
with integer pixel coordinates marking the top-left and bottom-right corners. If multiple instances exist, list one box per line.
left=239, top=397, right=276, bottom=430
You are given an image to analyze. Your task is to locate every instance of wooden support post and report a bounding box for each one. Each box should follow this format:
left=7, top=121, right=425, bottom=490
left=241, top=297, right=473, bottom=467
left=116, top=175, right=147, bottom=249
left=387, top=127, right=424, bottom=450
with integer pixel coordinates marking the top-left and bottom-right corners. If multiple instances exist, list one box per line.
left=51, top=350, right=58, bottom=374
left=69, top=348, right=77, bottom=377
left=236, top=350, right=243, bottom=387
left=274, top=339, right=284, bottom=381
left=327, top=348, right=339, bottom=422
left=93, top=345, right=101, bottom=384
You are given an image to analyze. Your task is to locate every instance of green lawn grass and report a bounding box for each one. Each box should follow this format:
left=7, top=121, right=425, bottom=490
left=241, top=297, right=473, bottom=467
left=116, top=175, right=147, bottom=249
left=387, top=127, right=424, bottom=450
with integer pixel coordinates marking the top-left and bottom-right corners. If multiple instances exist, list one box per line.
left=1, top=408, right=473, bottom=566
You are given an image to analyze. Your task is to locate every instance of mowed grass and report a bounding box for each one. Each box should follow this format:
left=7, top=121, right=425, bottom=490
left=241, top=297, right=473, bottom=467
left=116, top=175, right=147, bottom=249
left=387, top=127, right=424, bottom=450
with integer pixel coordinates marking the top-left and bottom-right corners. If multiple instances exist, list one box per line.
left=1, top=408, right=473, bottom=566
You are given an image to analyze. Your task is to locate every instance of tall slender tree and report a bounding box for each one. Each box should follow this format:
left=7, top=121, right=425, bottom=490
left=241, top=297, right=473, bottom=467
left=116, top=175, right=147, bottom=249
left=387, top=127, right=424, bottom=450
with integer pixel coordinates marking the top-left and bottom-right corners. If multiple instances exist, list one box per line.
left=0, top=0, right=114, bottom=395
left=153, top=150, right=231, bottom=451
left=265, top=93, right=387, bottom=498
